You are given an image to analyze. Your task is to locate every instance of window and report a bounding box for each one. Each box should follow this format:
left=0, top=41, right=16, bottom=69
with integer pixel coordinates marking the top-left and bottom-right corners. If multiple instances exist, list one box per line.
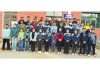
left=46, top=12, right=54, bottom=16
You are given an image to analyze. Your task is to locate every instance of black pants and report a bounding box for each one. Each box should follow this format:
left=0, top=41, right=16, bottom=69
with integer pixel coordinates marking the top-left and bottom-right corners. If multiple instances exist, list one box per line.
left=72, top=43, right=78, bottom=54
left=92, top=44, right=96, bottom=55
left=45, top=41, right=49, bottom=52
left=31, top=41, right=36, bottom=52
left=2, top=39, right=10, bottom=50
left=37, top=40, right=43, bottom=51
left=64, top=42, right=70, bottom=54
left=79, top=43, right=87, bottom=54
left=57, top=41, right=62, bottom=52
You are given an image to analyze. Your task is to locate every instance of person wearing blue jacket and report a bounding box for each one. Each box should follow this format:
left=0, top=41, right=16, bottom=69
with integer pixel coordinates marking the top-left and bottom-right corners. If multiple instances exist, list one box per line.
left=50, top=22, right=57, bottom=33
left=36, top=20, right=43, bottom=32
left=72, top=29, right=80, bottom=55
left=44, top=29, right=51, bottom=54
left=11, top=24, right=19, bottom=51
left=37, top=29, right=44, bottom=53
left=64, top=29, right=71, bottom=54
left=43, top=21, right=51, bottom=33
left=80, top=28, right=89, bottom=55
left=90, top=28, right=97, bottom=56
left=2, top=24, right=11, bottom=50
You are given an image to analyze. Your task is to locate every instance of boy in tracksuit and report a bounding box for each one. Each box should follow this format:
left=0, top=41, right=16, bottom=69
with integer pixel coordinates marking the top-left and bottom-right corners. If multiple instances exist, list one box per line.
left=18, top=28, right=25, bottom=51
left=64, top=29, right=71, bottom=54
left=51, top=29, right=56, bottom=52
left=26, top=22, right=33, bottom=32
left=36, top=20, right=43, bottom=32
left=90, top=28, right=97, bottom=56
left=44, top=29, right=51, bottom=54
left=80, top=28, right=89, bottom=55
left=30, top=28, right=38, bottom=52
left=56, top=28, right=64, bottom=54
left=11, top=24, right=19, bottom=51
left=37, top=29, right=44, bottom=53
left=24, top=28, right=30, bottom=51
left=72, top=29, right=80, bottom=55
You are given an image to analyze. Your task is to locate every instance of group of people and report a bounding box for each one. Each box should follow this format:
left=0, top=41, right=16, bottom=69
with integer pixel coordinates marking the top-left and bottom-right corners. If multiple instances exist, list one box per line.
left=2, top=16, right=97, bottom=56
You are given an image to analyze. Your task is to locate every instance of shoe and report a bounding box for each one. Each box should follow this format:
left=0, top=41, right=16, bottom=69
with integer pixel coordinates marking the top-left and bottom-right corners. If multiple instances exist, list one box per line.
left=88, top=54, right=90, bottom=57
left=46, top=52, right=48, bottom=54
left=72, top=53, right=74, bottom=55
left=93, top=54, right=96, bottom=57
left=84, top=54, right=86, bottom=56
left=12, top=50, right=16, bottom=52
left=59, top=52, right=61, bottom=54
left=79, top=54, right=82, bottom=56
left=75, top=53, right=77, bottom=56
left=58, top=52, right=59, bottom=54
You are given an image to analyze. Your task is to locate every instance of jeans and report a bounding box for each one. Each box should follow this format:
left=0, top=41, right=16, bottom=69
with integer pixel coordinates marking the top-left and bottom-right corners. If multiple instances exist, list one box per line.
left=51, top=41, right=56, bottom=52
left=12, top=37, right=17, bottom=50
left=18, top=40, right=24, bottom=51
left=25, top=40, right=29, bottom=51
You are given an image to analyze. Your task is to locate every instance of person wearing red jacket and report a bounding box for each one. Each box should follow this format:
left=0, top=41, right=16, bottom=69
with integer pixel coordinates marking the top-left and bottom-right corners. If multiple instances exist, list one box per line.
left=56, top=28, right=64, bottom=54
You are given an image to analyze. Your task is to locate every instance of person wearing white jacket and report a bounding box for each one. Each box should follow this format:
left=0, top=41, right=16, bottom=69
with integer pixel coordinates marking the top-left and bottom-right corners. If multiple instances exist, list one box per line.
left=30, top=28, right=38, bottom=52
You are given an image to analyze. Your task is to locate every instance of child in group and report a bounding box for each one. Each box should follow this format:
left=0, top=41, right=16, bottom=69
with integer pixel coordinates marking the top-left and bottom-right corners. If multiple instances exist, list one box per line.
left=56, top=28, right=64, bottom=54
left=89, top=28, right=97, bottom=56
left=18, top=28, right=25, bottom=51
left=80, top=28, right=89, bottom=55
left=72, top=29, right=80, bottom=55
left=24, top=28, right=30, bottom=51
left=50, top=22, right=58, bottom=33
left=11, top=24, right=19, bottom=51
left=44, top=29, right=51, bottom=54
left=2, top=24, right=11, bottom=50
left=51, top=29, right=56, bottom=53
left=30, top=28, right=38, bottom=52
left=26, top=22, right=33, bottom=32
left=36, top=20, right=43, bottom=32
left=64, top=29, right=71, bottom=54
left=37, top=29, right=44, bottom=53
left=25, top=16, right=32, bottom=25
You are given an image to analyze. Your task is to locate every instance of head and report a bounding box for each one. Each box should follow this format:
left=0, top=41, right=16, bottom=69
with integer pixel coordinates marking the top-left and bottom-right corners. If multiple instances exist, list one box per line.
left=20, top=17, right=24, bottom=20
left=46, top=21, right=49, bottom=25
left=28, top=22, right=32, bottom=25
left=34, top=16, right=37, bottom=20
left=39, top=20, right=42, bottom=25
left=27, top=28, right=30, bottom=32
left=12, top=16, right=17, bottom=21
left=53, top=22, right=56, bottom=26
left=66, top=29, right=69, bottom=33
left=20, top=20, right=24, bottom=24
left=60, top=23, right=63, bottom=27
left=46, top=29, right=50, bottom=33
left=91, top=28, right=95, bottom=33
left=73, top=18, right=77, bottom=21
left=5, top=24, right=9, bottom=29
left=73, top=21, right=77, bottom=26
left=32, top=28, right=36, bottom=32
left=20, top=28, right=24, bottom=32
left=39, top=29, right=42, bottom=33
left=27, top=16, right=30, bottom=21
left=82, top=28, right=86, bottom=32
left=51, top=16, right=54, bottom=20
left=77, top=19, right=80, bottom=23
left=74, top=29, right=78, bottom=34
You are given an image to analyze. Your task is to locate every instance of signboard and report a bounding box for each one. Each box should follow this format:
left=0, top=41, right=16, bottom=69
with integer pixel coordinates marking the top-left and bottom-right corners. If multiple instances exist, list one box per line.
left=64, top=14, right=74, bottom=19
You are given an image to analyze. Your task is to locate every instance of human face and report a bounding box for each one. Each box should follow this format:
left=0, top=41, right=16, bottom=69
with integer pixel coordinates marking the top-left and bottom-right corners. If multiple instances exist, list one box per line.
left=74, top=30, right=78, bottom=34
left=66, top=29, right=69, bottom=33
left=32, top=29, right=35, bottom=32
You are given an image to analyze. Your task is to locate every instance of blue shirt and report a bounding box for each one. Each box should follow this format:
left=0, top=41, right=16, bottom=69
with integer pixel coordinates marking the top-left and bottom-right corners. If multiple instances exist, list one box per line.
left=50, top=26, right=57, bottom=33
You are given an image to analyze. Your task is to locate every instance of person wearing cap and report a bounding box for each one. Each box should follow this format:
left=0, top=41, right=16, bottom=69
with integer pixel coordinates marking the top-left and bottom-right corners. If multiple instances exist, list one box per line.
left=2, top=24, right=11, bottom=50
left=79, top=28, right=89, bottom=55
left=37, top=29, right=44, bottom=53
left=10, top=16, right=18, bottom=28
left=43, top=21, right=51, bottom=33
left=71, top=29, right=80, bottom=55
left=36, top=20, right=43, bottom=32
left=89, top=28, right=97, bottom=56
left=24, top=28, right=31, bottom=51
left=25, top=16, right=32, bottom=25
left=56, top=28, right=64, bottom=54
left=11, top=24, right=19, bottom=51
left=44, top=29, right=51, bottom=54
left=64, top=29, right=71, bottom=54
left=51, top=29, right=56, bottom=53
left=30, top=28, right=38, bottom=52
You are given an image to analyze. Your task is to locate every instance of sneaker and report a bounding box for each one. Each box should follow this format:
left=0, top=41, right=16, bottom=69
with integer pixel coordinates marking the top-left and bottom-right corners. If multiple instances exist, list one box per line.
left=59, top=52, right=61, bottom=54
left=58, top=52, right=59, bottom=54
left=88, top=54, right=90, bottom=57
left=93, top=54, right=96, bottom=57
left=72, top=53, right=74, bottom=55
left=79, top=54, right=82, bottom=56
left=46, top=52, right=48, bottom=54
left=84, top=54, right=86, bottom=56
left=12, top=50, right=16, bottom=52
left=45, top=52, right=47, bottom=54
left=38, top=51, right=41, bottom=53
left=75, top=53, right=77, bottom=56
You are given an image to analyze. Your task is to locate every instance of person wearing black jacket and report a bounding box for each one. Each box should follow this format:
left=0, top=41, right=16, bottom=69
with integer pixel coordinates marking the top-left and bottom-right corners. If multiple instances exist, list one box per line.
left=79, top=28, right=89, bottom=55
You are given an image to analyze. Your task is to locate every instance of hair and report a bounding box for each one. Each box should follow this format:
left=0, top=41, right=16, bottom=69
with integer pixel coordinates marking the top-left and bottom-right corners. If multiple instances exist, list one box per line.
left=27, top=16, right=30, bottom=18
left=13, top=16, right=17, bottom=19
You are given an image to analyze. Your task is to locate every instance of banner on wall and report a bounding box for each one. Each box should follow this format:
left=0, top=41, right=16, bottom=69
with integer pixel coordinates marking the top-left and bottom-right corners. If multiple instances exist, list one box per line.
left=64, top=14, right=74, bottom=19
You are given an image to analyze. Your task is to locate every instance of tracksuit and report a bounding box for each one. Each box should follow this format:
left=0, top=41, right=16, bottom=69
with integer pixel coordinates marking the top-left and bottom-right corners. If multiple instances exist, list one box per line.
left=30, top=32, right=38, bottom=52
left=2, top=28, right=11, bottom=50
left=37, top=32, right=44, bottom=51
left=24, top=31, right=30, bottom=51
left=64, top=32, right=72, bottom=54
left=11, top=27, right=19, bottom=51
left=51, top=33, right=56, bottom=52
left=56, top=32, right=64, bottom=52
left=90, top=32, right=97, bottom=55
left=26, top=25, right=33, bottom=32
left=43, top=25, right=51, bottom=32
left=72, top=33, right=80, bottom=54
left=44, top=33, right=51, bottom=52
left=36, top=24, right=43, bottom=32
left=80, top=32, right=89, bottom=54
